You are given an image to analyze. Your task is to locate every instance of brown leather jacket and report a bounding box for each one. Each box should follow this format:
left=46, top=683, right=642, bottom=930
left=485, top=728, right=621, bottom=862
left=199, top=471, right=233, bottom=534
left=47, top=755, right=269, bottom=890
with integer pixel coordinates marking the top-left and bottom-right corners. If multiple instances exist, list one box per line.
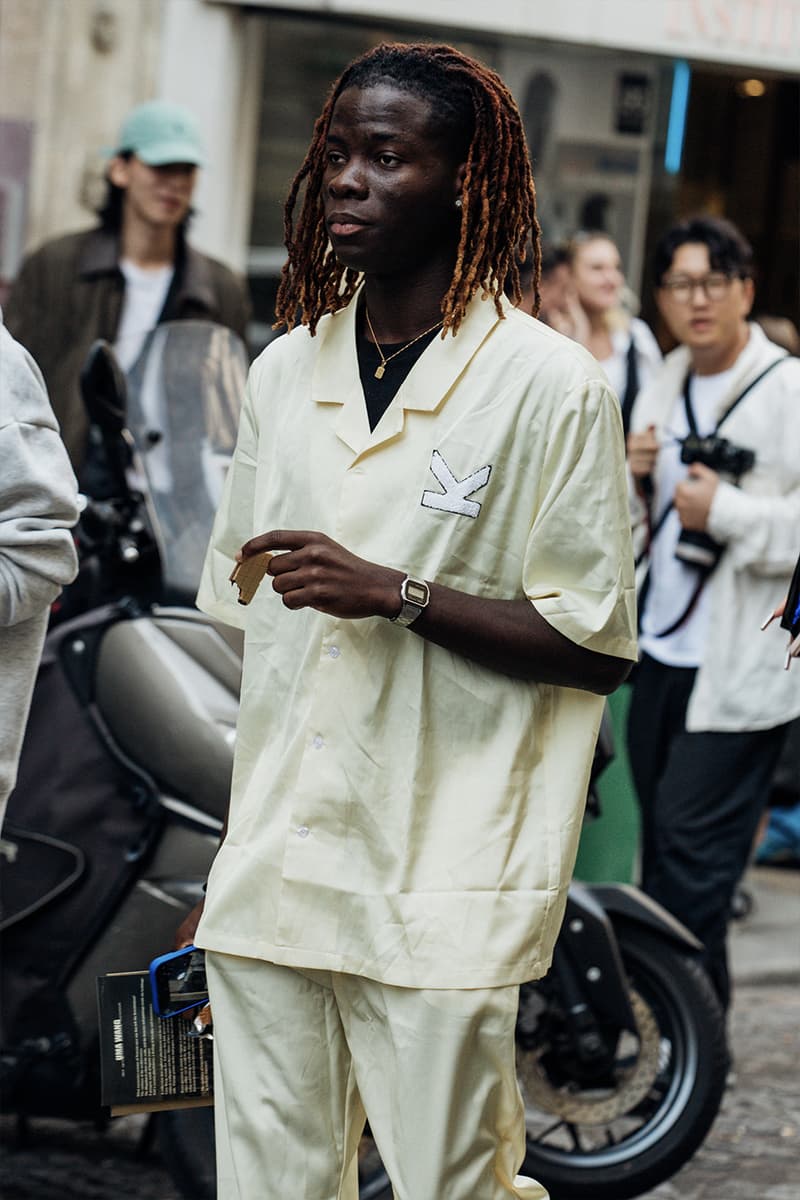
left=5, top=227, right=251, bottom=470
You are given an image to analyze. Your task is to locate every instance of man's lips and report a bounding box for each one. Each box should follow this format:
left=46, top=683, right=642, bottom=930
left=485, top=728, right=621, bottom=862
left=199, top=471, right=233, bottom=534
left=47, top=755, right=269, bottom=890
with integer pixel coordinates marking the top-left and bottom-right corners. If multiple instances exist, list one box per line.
left=327, top=213, right=369, bottom=236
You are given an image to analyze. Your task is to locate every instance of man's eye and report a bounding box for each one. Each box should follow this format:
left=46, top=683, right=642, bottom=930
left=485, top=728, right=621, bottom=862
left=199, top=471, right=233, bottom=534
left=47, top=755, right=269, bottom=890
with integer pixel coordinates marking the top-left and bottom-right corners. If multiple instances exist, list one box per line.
left=378, top=154, right=401, bottom=167
left=326, top=151, right=346, bottom=165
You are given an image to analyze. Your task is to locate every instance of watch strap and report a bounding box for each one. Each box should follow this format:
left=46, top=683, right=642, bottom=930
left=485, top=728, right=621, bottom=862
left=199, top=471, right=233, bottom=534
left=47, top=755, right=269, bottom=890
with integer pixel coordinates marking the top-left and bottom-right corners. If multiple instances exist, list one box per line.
left=390, top=575, right=430, bottom=627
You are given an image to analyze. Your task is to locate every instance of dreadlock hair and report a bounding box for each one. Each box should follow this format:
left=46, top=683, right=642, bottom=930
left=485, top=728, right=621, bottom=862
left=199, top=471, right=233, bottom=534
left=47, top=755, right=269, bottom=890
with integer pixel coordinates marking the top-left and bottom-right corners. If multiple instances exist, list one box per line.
left=274, top=42, right=541, bottom=336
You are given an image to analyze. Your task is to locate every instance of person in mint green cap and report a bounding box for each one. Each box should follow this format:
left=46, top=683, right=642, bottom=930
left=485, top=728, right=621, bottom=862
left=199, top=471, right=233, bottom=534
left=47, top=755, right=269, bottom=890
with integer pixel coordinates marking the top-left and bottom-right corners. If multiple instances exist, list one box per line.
left=5, top=100, right=250, bottom=478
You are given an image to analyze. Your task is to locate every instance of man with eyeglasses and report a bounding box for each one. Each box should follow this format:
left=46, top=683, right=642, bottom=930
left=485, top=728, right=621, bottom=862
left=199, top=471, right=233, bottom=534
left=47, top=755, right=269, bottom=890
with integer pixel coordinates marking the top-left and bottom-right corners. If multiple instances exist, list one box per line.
left=625, top=214, right=800, bottom=1018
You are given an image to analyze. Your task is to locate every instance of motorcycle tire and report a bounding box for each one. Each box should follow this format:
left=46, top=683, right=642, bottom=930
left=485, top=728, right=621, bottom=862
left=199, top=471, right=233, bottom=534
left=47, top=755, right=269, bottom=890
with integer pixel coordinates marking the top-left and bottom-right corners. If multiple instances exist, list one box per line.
left=518, top=921, right=728, bottom=1200
left=157, top=1108, right=216, bottom=1200
left=156, top=1107, right=392, bottom=1199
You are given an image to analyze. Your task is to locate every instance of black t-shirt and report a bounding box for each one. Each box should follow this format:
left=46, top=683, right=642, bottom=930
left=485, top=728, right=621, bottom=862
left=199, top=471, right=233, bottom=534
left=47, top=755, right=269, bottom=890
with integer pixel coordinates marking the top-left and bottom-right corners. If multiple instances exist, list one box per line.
left=356, top=311, right=441, bottom=432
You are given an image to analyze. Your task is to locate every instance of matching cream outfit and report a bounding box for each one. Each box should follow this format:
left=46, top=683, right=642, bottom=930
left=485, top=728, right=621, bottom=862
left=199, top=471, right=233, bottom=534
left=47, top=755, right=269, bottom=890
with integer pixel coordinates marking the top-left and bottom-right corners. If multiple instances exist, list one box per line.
left=195, top=289, right=638, bottom=1198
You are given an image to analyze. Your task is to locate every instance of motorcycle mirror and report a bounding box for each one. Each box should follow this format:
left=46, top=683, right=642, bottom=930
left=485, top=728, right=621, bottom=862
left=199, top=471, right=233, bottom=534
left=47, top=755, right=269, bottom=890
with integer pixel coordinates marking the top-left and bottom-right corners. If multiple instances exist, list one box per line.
left=80, top=341, right=128, bottom=432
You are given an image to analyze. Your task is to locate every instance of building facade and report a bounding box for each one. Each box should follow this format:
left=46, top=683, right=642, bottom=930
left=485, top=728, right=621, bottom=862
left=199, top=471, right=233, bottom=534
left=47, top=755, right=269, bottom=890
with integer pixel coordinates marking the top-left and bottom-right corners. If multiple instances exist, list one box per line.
left=1, top=0, right=797, bottom=343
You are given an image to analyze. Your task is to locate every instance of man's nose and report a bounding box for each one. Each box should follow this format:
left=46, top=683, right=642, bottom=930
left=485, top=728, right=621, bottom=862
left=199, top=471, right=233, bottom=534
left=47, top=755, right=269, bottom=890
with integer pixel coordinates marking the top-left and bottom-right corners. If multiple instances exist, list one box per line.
left=328, top=159, right=367, bottom=195
left=689, top=281, right=711, bottom=303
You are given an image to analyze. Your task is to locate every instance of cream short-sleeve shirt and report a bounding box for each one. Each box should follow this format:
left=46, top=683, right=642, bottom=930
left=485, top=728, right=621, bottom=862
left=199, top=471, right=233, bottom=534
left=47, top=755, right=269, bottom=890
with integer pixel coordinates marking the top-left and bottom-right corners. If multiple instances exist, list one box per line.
left=195, top=290, right=637, bottom=989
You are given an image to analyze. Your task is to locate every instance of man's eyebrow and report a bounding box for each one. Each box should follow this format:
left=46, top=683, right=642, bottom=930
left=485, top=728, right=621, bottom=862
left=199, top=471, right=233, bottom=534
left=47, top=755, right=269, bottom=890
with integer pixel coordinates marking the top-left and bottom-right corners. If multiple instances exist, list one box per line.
left=326, top=127, right=415, bottom=145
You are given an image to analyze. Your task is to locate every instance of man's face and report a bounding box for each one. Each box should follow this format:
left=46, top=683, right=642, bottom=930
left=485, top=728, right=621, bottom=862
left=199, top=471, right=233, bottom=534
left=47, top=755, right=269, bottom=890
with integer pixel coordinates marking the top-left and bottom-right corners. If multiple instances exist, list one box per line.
left=322, top=84, right=465, bottom=279
left=656, top=242, right=754, bottom=356
left=110, top=155, right=197, bottom=230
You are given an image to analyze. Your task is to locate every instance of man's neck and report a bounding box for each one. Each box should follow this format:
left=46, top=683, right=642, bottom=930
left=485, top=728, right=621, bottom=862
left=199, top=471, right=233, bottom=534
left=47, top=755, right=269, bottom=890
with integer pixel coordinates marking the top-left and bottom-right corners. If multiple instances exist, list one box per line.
left=120, top=216, right=179, bottom=270
left=362, top=259, right=454, bottom=344
left=691, top=324, right=750, bottom=376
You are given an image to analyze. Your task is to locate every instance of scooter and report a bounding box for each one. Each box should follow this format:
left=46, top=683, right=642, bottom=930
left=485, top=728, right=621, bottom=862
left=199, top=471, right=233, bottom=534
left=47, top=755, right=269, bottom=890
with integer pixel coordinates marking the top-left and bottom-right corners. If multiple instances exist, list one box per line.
left=0, top=323, right=244, bottom=1188
left=0, top=325, right=727, bottom=1200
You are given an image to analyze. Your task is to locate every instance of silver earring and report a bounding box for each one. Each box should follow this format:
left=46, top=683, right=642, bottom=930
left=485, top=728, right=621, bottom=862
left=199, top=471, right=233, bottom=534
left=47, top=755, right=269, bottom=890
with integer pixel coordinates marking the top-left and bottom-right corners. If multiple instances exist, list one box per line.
left=455, top=198, right=463, bottom=209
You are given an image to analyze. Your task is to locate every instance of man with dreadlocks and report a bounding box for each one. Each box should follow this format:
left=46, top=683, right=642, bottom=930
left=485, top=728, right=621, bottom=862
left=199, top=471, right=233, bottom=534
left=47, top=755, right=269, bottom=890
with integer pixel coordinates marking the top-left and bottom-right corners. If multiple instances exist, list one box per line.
left=180, top=42, right=637, bottom=1200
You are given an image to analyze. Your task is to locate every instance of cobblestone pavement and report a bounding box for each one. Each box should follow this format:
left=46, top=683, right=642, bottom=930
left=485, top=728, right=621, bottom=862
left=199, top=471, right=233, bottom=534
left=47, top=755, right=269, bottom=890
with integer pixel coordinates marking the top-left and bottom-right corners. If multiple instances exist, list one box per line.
left=1, top=982, right=797, bottom=1200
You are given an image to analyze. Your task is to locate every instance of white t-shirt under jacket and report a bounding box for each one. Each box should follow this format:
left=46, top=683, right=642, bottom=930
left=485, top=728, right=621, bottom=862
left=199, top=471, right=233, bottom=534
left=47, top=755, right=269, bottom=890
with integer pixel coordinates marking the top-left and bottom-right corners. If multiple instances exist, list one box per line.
left=195, top=290, right=638, bottom=989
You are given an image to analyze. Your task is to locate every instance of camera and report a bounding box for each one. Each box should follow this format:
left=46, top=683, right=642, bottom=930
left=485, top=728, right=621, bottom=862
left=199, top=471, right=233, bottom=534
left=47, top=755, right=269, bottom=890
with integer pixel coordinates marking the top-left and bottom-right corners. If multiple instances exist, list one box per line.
left=674, top=527, right=724, bottom=571
left=674, top=434, right=755, bottom=572
left=676, top=434, right=758, bottom=573
left=679, top=432, right=755, bottom=478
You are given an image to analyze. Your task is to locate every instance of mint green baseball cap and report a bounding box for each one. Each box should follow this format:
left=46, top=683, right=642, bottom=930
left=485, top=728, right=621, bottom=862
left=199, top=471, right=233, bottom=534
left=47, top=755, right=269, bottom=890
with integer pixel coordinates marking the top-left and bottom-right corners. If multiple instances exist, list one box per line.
left=111, top=100, right=205, bottom=167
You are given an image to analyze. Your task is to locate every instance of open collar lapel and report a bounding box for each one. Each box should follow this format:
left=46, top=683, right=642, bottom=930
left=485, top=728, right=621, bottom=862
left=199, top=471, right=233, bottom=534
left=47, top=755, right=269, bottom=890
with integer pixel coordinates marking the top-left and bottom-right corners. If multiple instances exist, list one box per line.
left=78, top=228, right=120, bottom=277
left=312, top=288, right=505, bottom=459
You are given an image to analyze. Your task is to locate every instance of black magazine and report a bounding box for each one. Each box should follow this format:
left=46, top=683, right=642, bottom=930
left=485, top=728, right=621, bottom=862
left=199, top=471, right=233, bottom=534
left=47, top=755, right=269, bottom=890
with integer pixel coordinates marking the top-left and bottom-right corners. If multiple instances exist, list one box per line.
left=96, top=971, right=213, bottom=1115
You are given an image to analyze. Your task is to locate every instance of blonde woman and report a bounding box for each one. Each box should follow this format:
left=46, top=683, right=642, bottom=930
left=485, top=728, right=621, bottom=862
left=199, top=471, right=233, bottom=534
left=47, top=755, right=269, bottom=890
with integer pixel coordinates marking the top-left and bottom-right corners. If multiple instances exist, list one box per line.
left=567, top=231, right=662, bottom=432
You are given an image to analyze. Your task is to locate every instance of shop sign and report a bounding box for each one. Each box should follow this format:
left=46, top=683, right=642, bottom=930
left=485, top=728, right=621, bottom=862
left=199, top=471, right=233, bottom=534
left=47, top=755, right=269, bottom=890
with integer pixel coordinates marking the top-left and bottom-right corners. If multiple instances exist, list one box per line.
left=212, top=0, right=800, bottom=70
left=664, top=0, right=800, bottom=55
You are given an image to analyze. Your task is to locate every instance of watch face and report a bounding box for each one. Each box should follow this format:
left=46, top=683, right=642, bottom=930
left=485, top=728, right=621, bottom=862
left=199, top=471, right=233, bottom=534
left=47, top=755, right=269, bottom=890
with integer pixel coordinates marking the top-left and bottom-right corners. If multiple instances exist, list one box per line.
left=404, top=579, right=429, bottom=606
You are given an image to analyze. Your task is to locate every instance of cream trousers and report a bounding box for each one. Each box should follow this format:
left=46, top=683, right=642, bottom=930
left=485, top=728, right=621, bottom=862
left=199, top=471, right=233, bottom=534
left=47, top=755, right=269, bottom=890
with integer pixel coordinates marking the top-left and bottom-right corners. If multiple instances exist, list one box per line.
left=206, top=952, right=548, bottom=1200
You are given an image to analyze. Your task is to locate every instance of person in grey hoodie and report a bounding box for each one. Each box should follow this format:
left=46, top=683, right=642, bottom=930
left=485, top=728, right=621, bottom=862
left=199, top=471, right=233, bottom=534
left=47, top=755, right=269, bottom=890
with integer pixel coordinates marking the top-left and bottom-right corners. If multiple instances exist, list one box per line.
left=0, top=314, right=80, bottom=827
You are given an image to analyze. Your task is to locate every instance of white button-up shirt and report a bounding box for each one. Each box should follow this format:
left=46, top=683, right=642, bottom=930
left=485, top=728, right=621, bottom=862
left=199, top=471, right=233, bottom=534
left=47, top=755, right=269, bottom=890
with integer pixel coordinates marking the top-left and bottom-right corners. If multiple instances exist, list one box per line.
left=195, top=291, right=637, bottom=988
left=629, top=323, right=800, bottom=732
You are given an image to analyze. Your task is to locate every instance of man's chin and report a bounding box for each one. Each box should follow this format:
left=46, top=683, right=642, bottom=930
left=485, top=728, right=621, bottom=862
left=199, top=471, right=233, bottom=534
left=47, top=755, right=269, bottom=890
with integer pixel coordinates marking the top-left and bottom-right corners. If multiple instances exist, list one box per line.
left=330, top=245, right=379, bottom=275
left=685, top=325, right=717, bottom=346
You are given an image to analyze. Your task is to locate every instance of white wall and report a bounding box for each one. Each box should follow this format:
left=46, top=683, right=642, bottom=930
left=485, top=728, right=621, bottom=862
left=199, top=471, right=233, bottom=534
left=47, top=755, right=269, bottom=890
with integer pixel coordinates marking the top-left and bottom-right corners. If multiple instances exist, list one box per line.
left=0, top=0, right=161, bottom=256
left=500, top=45, right=659, bottom=293
left=158, top=0, right=266, bottom=270
left=216, top=0, right=800, bottom=73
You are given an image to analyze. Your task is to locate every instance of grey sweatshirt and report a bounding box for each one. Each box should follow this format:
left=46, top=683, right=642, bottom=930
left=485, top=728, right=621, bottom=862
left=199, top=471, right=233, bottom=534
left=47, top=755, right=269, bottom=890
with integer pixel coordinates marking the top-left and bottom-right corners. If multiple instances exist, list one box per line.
left=1, top=314, right=79, bottom=824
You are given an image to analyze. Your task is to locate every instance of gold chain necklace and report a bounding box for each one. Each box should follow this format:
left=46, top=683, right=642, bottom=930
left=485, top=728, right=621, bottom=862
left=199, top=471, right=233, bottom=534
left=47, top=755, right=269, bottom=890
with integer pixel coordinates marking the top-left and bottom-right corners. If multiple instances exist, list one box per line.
left=364, top=308, right=442, bottom=380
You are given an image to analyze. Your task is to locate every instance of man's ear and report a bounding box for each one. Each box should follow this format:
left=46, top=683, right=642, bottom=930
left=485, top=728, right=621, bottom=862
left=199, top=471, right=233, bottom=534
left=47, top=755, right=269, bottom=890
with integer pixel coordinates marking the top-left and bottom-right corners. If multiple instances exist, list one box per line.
left=107, top=156, right=131, bottom=189
left=741, top=276, right=755, bottom=317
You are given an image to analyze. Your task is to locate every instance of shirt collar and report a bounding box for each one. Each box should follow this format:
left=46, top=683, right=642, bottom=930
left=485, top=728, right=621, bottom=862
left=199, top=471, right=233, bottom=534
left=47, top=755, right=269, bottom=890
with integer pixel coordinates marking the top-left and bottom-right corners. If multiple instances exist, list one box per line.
left=78, top=228, right=121, bottom=277
left=312, top=287, right=507, bottom=456
left=77, top=228, right=217, bottom=315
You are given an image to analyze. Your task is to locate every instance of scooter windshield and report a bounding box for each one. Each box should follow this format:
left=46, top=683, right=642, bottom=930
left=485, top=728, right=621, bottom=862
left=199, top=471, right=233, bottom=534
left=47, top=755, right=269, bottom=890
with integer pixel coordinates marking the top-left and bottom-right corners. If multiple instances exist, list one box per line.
left=123, top=321, right=248, bottom=599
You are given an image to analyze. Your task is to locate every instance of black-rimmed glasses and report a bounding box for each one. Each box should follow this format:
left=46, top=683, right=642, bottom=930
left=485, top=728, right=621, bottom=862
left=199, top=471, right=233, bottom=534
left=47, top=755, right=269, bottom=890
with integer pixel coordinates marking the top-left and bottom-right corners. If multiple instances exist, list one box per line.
left=660, top=272, right=736, bottom=303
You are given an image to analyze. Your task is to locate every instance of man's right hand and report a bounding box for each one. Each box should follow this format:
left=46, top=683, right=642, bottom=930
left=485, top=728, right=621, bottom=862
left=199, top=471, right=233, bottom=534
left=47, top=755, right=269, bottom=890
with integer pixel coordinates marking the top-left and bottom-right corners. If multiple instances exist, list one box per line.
left=627, top=423, right=659, bottom=482
left=174, top=899, right=204, bottom=950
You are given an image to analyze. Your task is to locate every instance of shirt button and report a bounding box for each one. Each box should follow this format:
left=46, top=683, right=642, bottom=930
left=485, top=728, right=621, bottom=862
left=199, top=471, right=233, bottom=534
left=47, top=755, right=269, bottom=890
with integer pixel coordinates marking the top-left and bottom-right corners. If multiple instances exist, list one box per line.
left=328, top=646, right=341, bottom=659
left=297, top=825, right=310, bottom=839
left=312, top=734, right=324, bottom=749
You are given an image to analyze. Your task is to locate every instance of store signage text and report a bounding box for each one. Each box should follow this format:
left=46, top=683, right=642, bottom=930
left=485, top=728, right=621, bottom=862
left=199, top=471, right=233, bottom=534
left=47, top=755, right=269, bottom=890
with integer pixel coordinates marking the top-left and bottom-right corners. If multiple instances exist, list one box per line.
left=665, top=0, right=800, bottom=52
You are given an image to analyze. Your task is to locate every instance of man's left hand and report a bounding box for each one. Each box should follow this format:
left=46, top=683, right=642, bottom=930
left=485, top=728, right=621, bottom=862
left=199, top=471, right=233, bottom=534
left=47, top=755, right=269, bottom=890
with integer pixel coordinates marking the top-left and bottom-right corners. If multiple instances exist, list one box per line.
left=674, top=463, right=719, bottom=531
left=241, top=530, right=404, bottom=620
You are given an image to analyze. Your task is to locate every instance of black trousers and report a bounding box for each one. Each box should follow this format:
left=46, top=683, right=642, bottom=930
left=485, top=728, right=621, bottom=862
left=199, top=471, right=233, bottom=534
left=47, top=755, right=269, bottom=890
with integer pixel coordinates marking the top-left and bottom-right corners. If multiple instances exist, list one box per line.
left=627, top=653, right=788, bottom=1010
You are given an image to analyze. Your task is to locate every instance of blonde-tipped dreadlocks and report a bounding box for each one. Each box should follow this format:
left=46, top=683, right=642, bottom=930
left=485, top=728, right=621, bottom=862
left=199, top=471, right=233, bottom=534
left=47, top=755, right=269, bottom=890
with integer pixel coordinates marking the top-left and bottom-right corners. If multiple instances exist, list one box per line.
left=274, top=42, right=541, bottom=336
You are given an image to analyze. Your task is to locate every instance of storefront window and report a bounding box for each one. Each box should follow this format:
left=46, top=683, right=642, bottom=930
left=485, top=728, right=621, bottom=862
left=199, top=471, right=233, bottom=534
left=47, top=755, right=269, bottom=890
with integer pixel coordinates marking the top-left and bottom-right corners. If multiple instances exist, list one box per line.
left=245, top=11, right=797, bottom=354
left=642, top=68, right=799, bottom=342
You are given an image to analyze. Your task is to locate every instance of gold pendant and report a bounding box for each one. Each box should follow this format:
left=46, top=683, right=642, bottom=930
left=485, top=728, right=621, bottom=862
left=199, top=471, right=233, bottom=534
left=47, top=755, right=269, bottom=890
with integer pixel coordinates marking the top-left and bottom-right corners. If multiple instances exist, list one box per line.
left=374, top=364, right=385, bottom=380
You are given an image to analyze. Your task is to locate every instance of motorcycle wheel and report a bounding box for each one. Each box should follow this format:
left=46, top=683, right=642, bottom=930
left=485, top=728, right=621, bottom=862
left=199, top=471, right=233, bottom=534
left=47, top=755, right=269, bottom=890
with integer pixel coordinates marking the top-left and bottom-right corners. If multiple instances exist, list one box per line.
left=157, top=1107, right=391, bottom=1199
left=157, top=1108, right=215, bottom=1200
left=518, top=921, right=728, bottom=1200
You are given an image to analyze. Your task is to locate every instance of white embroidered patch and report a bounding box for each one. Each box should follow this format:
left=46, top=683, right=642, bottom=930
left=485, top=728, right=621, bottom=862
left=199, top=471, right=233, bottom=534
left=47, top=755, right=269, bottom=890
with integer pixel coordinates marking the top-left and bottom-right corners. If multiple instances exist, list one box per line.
left=421, top=450, right=492, bottom=519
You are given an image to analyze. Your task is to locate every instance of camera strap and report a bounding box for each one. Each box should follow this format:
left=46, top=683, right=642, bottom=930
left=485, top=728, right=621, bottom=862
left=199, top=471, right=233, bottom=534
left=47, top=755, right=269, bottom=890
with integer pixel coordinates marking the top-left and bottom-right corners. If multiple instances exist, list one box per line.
left=638, top=570, right=707, bottom=639
left=638, top=356, right=785, bottom=637
left=639, top=355, right=785, bottom=565
left=620, top=336, right=639, bottom=438
left=683, top=355, right=785, bottom=439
